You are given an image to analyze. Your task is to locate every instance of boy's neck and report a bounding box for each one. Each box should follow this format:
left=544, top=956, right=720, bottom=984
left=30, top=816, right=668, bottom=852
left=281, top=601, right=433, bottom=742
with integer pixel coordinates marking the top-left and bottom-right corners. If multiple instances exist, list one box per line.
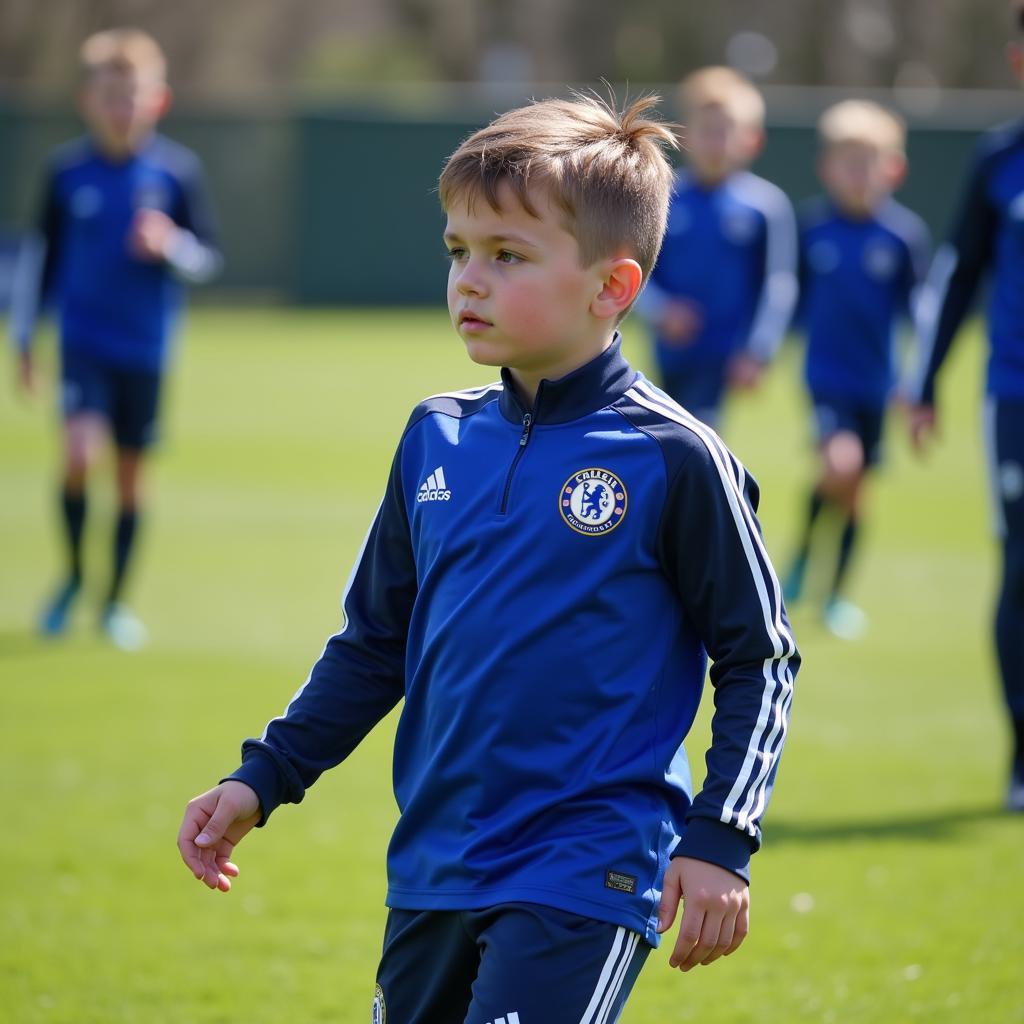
left=506, top=333, right=616, bottom=409
left=92, top=130, right=153, bottom=162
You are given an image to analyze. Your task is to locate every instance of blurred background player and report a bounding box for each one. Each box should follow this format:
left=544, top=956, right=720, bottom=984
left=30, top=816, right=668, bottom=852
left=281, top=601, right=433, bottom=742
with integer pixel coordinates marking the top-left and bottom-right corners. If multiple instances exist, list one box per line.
left=905, top=2, right=1024, bottom=810
left=637, top=66, right=797, bottom=430
left=783, top=100, right=929, bottom=640
left=9, top=28, right=221, bottom=650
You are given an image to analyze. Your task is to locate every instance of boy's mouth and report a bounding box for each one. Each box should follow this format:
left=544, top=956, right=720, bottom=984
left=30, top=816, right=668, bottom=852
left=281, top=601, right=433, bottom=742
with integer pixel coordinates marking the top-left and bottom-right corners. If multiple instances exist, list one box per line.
left=458, top=310, right=492, bottom=329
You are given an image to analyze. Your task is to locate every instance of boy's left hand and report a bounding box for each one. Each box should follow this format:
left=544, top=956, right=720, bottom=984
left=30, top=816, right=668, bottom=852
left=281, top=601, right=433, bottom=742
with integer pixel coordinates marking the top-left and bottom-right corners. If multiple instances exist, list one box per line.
left=129, top=208, right=180, bottom=262
left=657, top=856, right=749, bottom=971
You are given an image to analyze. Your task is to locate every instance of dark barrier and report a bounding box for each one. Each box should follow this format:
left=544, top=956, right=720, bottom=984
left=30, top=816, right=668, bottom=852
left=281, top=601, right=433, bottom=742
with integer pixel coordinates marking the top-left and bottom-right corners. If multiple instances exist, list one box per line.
left=0, top=91, right=1015, bottom=304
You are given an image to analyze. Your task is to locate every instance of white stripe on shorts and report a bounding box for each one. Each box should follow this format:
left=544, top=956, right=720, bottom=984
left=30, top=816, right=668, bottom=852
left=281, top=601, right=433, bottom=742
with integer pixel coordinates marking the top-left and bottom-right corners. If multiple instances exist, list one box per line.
left=576, top=927, right=640, bottom=1024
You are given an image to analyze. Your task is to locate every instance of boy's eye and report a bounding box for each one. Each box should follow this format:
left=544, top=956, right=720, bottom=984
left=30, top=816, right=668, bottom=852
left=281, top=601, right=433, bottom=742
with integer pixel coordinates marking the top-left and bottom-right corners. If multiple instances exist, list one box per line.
left=496, top=250, right=522, bottom=264
left=444, top=247, right=467, bottom=262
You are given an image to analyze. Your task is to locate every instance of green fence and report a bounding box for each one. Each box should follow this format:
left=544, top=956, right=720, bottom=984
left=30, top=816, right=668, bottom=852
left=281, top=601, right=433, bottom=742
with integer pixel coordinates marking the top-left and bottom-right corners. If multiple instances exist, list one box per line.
left=0, top=94, right=1012, bottom=304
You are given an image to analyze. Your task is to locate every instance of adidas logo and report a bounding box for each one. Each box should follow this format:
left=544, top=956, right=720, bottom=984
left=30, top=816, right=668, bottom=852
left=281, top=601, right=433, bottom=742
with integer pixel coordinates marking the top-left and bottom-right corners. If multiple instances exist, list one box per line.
left=417, top=465, right=452, bottom=503
left=484, top=1015, right=520, bottom=1024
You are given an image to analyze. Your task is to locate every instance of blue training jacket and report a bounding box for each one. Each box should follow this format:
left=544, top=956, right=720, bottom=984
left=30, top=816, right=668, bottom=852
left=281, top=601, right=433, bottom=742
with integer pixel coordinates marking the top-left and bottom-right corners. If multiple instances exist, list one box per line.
left=229, top=337, right=799, bottom=946
left=908, top=119, right=1024, bottom=404
left=639, top=169, right=798, bottom=372
left=10, top=134, right=221, bottom=372
left=798, top=196, right=930, bottom=407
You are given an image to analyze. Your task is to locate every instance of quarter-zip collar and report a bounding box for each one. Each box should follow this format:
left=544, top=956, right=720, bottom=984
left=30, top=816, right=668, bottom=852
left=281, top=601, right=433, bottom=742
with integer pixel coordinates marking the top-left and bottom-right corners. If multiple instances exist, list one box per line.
left=498, top=332, right=638, bottom=425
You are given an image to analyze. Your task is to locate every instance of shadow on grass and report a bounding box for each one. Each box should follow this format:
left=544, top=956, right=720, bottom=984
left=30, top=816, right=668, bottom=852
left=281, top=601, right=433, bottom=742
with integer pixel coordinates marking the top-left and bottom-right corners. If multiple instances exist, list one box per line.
left=766, top=804, right=1009, bottom=844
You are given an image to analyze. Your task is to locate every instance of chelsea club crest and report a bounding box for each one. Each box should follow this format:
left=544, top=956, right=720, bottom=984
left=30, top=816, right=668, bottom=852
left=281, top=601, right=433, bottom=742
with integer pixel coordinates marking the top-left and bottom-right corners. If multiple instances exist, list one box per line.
left=560, top=467, right=627, bottom=536
left=371, top=984, right=386, bottom=1024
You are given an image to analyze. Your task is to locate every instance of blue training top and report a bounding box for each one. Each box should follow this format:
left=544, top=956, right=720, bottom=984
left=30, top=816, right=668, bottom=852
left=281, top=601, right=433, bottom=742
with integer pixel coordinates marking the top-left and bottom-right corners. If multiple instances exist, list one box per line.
left=639, top=168, right=798, bottom=372
left=229, top=337, right=799, bottom=947
left=908, top=119, right=1024, bottom=404
left=10, top=133, right=221, bottom=372
left=798, top=196, right=930, bottom=407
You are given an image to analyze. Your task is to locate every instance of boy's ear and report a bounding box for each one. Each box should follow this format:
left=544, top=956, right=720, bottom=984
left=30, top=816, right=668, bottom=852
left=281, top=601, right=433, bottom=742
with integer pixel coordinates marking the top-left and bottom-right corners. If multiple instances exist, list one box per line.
left=591, top=258, right=643, bottom=320
left=886, top=151, right=908, bottom=191
left=746, top=127, right=766, bottom=161
left=1009, top=41, right=1024, bottom=83
left=157, top=84, right=174, bottom=118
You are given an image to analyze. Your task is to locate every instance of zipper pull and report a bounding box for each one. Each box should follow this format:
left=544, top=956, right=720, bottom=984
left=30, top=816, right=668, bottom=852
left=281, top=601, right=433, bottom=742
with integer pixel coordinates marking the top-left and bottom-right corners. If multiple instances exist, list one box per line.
left=519, top=412, right=533, bottom=446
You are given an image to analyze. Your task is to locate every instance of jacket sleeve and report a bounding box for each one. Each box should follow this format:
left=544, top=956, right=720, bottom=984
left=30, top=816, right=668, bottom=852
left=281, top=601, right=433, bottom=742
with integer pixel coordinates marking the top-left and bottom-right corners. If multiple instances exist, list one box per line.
left=658, top=437, right=798, bottom=881
left=744, top=189, right=799, bottom=364
left=166, top=153, right=223, bottom=284
left=227, top=440, right=417, bottom=824
left=907, top=147, right=997, bottom=405
left=9, top=167, right=61, bottom=355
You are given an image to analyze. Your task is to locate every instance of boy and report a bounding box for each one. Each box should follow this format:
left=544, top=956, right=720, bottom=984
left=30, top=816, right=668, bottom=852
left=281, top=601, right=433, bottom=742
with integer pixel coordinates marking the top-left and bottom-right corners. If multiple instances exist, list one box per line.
left=638, top=66, right=798, bottom=430
left=10, top=28, right=221, bottom=650
left=905, top=1, right=1024, bottom=810
left=783, top=100, right=929, bottom=640
left=178, top=94, right=798, bottom=1022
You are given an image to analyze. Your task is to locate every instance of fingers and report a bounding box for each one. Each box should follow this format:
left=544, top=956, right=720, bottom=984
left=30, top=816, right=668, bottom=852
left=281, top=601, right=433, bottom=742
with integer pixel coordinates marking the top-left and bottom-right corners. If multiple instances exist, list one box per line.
left=668, top=889, right=749, bottom=972
left=656, top=864, right=682, bottom=935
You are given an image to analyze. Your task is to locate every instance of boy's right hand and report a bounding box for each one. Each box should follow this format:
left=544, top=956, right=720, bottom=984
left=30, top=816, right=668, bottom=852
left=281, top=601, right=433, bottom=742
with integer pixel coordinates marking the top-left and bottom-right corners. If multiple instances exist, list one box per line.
left=16, top=351, right=36, bottom=395
left=177, top=780, right=261, bottom=892
left=906, top=403, right=938, bottom=455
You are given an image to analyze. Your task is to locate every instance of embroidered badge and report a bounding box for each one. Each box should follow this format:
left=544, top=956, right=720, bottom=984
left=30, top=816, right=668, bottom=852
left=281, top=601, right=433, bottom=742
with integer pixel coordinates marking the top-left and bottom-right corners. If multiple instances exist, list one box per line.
left=605, top=870, right=638, bottom=894
left=560, top=468, right=627, bottom=536
left=371, top=984, right=386, bottom=1024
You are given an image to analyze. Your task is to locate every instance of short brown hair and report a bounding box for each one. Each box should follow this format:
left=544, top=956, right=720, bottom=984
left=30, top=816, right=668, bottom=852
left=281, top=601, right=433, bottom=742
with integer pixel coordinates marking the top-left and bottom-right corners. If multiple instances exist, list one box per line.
left=679, top=66, right=766, bottom=129
left=818, top=99, right=906, bottom=155
left=80, top=28, right=167, bottom=82
left=438, top=93, right=678, bottom=280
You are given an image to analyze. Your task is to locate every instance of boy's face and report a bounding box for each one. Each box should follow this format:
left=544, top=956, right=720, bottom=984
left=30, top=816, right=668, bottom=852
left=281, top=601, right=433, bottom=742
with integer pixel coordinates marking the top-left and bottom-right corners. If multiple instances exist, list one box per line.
left=80, top=67, right=169, bottom=157
left=819, top=140, right=900, bottom=218
left=444, top=182, right=611, bottom=385
left=685, top=104, right=762, bottom=184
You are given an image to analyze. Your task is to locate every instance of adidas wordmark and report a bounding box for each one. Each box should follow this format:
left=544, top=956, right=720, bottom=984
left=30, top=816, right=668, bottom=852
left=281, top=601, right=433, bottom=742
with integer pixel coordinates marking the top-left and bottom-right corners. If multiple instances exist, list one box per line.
left=417, top=466, right=452, bottom=502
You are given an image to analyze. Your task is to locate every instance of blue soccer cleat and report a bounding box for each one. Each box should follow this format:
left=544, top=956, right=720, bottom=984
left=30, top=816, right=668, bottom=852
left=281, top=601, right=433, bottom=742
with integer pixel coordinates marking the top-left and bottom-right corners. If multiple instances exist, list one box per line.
left=100, top=602, right=148, bottom=652
left=38, top=578, right=81, bottom=636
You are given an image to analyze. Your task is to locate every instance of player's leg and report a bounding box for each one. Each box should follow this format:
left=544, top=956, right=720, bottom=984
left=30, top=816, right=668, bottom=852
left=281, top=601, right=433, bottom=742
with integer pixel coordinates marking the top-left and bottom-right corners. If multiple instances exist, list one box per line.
left=819, top=427, right=868, bottom=639
left=39, top=353, right=109, bottom=635
left=373, top=908, right=478, bottom=1024
left=464, top=903, right=650, bottom=1024
left=784, top=398, right=846, bottom=604
left=988, top=398, right=1024, bottom=810
left=99, top=367, right=161, bottom=650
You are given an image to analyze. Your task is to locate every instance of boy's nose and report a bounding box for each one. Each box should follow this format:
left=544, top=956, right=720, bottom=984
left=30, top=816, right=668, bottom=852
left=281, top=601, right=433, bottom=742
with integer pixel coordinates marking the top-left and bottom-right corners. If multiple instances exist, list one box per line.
left=456, top=265, right=487, bottom=297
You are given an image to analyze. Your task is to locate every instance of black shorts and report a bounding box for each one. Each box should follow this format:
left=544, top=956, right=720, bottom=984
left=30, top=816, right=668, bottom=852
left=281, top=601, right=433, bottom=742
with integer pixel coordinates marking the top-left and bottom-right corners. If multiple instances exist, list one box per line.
left=810, top=393, right=886, bottom=467
left=60, top=349, right=163, bottom=450
left=375, top=903, right=649, bottom=1024
left=659, top=361, right=729, bottom=428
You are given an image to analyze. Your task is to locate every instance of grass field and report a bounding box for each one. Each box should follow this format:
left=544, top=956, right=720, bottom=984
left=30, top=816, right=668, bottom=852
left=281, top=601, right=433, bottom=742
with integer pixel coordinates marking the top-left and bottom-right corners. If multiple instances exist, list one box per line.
left=2, top=306, right=1022, bottom=1023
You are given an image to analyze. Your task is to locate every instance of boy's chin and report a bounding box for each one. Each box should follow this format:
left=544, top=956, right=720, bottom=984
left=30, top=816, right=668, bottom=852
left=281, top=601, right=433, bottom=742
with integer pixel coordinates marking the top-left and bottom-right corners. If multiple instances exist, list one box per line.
left=462, top=340, right=506, bottom=368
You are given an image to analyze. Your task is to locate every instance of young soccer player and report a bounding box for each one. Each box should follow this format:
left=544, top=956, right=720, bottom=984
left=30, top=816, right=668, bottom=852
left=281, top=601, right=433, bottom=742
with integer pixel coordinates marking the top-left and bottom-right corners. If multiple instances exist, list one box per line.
left=638, top=66, right=798, bottom=429
left=177, top=94, right=798, bottom=1022
left=10, top=28, right=221, bottom=650
left=783, top=100, right=929, bottom=640
left=905, top=2, right=1024, bottom=811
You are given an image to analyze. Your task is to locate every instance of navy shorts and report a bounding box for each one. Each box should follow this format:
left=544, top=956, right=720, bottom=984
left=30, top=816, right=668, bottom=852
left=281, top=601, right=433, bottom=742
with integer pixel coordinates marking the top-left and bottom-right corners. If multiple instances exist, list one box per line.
left=659, top=362, right=728, bottom=428
left=810, top=394, right=886, bottom=467
left=61, top=349, right=163, bottom=450
left=373, top=903, right=649, bottom=1024
left=985, top=397, right=1024, bottom=541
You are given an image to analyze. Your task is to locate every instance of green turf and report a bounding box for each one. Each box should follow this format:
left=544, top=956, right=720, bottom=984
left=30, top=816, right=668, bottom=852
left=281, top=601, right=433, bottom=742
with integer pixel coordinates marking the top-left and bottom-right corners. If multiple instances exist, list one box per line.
left=1, top=307, right=1022, bottom=1023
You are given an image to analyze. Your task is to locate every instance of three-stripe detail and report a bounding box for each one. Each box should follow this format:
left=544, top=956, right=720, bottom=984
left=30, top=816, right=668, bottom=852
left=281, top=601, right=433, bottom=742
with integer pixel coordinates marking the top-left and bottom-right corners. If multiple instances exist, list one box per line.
left=577, top=927, right=641, bottom=1024
left=626, top=380, right=796, bottom=836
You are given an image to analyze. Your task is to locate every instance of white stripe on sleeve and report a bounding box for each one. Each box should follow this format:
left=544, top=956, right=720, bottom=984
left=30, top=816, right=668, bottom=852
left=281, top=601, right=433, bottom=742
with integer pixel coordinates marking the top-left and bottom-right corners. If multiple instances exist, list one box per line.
left=629, top=381, right=795, bottom=835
